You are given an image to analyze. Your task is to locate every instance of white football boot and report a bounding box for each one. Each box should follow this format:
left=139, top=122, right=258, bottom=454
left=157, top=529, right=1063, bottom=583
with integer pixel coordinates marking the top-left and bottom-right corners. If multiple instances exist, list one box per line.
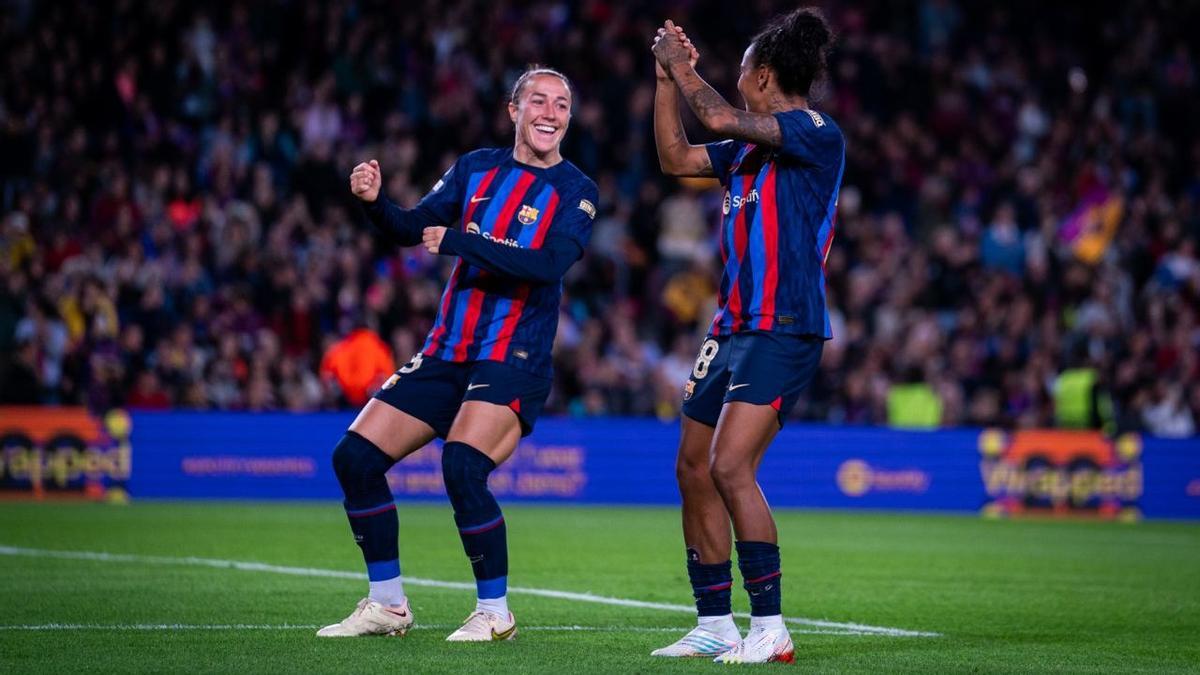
left=651, top=625, right=741, bottom=657
left=445, top=610, right=517, bottom=642
left=315, top=597, right=413, bottom=637
left=713, top=625, right=795, bottom=664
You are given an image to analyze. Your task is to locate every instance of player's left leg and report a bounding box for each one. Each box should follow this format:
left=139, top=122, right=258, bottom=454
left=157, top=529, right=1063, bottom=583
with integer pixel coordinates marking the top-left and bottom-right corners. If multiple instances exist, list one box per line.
left=441, top=400, right=521, bottom=641
left=708, top=402, right=792, bottom=664
left=441, top=361, right=551, bottom=642
left=709, top=403, right=780, bottom=540
left=709, top=331, right=823, bottom=664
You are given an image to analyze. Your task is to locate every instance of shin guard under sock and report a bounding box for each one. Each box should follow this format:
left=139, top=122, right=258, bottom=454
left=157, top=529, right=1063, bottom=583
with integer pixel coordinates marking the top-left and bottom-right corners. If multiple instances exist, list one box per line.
left=332, top=431, right=402, bottom=603
left=686, top=547, right=734, bottom=617
left=442, top=441, right=508, bottom=600
left=736, top=540, right=782, bottom=617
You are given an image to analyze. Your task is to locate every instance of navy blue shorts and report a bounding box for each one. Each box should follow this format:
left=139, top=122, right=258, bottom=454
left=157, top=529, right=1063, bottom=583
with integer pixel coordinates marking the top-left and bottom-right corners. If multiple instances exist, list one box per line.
left=681, top=330, right=824, bottom=428
left=373, top=354, right=551, bottom=439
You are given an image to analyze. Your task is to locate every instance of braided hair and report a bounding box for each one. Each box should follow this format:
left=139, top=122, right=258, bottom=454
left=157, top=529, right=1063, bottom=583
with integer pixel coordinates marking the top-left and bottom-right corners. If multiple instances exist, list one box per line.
left=750, top=8, right=833, bottom=97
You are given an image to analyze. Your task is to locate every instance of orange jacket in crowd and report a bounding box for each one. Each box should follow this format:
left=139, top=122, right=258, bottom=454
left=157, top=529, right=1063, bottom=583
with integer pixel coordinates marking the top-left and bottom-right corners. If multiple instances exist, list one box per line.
left=319, top=328, right=395, bottom=407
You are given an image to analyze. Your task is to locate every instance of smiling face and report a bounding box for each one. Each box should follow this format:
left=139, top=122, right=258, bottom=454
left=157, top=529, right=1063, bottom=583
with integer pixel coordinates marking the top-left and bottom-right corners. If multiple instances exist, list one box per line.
left=509, top=73, right=572, bottom=162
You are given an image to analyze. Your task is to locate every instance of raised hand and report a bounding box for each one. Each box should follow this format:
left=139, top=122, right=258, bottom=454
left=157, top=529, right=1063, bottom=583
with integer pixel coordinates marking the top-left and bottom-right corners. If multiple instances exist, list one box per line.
left=652, top=20, right=698, bottom=76
left=655, top=24, right=699, bottom=80
left=675, top=24, right=700, bottom=68
left=349, top=159, right=382, bottom=202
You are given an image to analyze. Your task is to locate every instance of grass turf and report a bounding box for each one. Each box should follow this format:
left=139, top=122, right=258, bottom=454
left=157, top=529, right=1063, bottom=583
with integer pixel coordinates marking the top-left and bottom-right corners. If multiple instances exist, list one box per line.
left=0, top=501, right=1198, bottom=673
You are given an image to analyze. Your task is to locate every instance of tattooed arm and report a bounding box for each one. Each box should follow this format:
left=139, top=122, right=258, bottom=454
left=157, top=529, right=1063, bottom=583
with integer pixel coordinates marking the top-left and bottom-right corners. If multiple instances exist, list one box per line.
left=654, top=70, right=714, bottom=177
left=653, top=27, right=711, bottom=176
left=653, top=25, right=782, bottom=147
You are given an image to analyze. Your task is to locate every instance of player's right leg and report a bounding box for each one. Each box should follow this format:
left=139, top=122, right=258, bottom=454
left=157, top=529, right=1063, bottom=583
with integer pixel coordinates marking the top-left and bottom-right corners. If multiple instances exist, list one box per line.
left=318, top=354, right=461, bottom=637
left=316, top=401, right=432, bottom=637
left=652, top=336, right=742, bottom=657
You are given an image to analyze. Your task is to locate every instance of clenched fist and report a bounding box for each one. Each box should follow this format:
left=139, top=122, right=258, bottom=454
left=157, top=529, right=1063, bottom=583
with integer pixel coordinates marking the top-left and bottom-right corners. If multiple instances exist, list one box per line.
left=349, top=159, right=382, bottom=202
left=422, top=226, right=447, bottom=254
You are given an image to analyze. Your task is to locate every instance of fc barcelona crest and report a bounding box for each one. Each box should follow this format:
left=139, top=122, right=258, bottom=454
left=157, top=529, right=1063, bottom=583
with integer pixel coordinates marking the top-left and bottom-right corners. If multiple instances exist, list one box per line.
left=517, top=204, right=540, bottom=225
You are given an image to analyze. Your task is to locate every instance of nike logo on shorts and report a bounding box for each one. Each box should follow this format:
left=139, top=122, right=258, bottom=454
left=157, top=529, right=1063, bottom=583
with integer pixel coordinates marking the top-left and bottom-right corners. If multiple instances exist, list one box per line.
left=728, top=383, right=751, bottom=391
left=467, top=383, right=490, bottom=391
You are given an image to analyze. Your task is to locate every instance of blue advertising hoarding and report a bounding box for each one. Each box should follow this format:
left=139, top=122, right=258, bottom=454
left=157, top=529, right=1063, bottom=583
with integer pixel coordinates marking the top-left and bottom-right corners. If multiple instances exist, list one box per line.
left=124, top=412, right=1200, bottom=519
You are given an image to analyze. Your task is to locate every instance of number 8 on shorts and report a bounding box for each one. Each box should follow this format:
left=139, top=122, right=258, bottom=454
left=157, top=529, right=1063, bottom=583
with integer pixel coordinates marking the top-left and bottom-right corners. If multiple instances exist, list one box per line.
left=692, top=338, right=720, bottom=379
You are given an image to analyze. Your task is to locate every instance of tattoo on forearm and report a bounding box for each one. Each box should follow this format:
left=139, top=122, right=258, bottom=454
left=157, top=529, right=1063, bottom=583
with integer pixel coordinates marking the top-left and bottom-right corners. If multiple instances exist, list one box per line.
left=677, top=76, right=728, bottom=129
left=668, top=123, right=688, bottom=151
left=655, top=74, right=716, bottom=176
left=730, top=110, right=782, bottom=145
left=674, top=67, right=782, bottom=146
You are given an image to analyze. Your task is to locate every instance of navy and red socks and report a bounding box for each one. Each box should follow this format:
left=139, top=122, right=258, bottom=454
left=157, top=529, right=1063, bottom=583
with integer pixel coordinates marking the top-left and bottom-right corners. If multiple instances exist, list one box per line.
left=736, top=540, right=784, bottom=631
left=331, top=431, right=406, bottom=606
left=686, top=548, right=741, bottom=640
left=687, top=548, right=734, bottom=616
left=686, top=542, right=783, bottom=619
left=442, top=441, right=510, bottom=616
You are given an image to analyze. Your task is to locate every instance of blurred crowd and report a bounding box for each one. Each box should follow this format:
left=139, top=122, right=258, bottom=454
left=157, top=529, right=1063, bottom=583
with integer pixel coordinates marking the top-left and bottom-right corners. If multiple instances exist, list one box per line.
left=1, top=0, right=1198, bottom=436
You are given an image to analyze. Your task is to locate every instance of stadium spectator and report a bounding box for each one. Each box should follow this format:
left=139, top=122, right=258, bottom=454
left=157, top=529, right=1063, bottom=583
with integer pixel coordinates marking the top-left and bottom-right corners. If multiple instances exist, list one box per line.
left=887, top=367, right=943, bottom=429
left=319, top=325, right=395, bottom=407
left=0, top=0, right=1197, bottom=436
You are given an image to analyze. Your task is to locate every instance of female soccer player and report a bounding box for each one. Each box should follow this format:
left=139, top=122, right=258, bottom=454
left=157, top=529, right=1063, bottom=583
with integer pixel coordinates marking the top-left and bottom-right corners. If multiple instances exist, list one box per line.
left=650, top=10, right=843, bottom=664
left=317, top=67, right=597, bottom=642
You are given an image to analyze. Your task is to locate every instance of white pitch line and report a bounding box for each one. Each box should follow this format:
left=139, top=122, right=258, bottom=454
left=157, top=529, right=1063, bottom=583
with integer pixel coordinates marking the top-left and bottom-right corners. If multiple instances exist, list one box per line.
left=0, top=623, right=873, bottom=635
left=0, top=624, right=323, bottom=631
left=0, top=545, right=940, bottom=638
left=514, top=626, right=879, bottom=636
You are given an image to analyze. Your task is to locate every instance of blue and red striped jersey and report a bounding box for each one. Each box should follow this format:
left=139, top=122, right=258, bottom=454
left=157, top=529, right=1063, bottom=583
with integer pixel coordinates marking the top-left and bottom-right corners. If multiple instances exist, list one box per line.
left=414, top=148, right=597, bottom=377
left=705, top=108, right=845, bottom=338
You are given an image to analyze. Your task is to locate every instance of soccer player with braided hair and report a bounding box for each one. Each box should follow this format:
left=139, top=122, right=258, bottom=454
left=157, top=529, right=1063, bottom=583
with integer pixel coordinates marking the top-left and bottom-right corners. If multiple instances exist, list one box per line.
left=651, top=8, right=844, bottom=664
left=317, top=66, right=597, bottom=642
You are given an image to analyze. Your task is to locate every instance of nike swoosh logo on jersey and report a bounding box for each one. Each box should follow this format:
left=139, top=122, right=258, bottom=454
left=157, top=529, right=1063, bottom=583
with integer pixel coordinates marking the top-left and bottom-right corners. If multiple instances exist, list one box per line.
left=467, top=383, right=490, bottom=391
left=728, top=383, right=751, bottom=391
left=470, top=196, right=491, bottom=204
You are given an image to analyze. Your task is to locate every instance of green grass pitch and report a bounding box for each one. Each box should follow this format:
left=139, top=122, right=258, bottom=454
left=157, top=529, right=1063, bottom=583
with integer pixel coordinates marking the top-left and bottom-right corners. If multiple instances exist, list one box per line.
left=1, top=501, right=1198, bottom=673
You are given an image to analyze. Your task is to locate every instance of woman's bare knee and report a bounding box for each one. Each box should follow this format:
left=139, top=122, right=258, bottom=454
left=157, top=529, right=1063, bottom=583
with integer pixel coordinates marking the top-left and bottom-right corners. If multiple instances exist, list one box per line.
left=676, top=451, right=712, bottom=488
left=709, top=458, right=756, bottom=497
left=676, top=416, right=716, bottom=488
left=446, top=401, right=522, bottom=465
